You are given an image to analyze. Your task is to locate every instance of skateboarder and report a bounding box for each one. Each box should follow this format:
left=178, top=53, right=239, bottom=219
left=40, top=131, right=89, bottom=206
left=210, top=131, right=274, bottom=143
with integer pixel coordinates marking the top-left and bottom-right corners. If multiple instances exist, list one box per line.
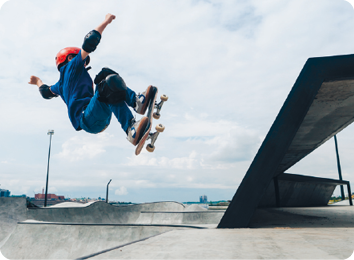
left=28, top=13, right=152, bottom=146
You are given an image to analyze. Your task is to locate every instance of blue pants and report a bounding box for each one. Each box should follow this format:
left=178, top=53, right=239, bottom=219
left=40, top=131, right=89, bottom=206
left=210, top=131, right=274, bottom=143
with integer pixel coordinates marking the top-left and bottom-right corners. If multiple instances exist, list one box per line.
left=79, top=87, right=136, bottom=134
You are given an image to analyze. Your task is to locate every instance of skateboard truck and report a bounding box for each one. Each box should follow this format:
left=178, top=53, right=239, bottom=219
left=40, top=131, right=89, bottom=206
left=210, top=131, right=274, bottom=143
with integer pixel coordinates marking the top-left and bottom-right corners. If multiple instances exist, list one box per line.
left=153, top=94, right=168, bottom=120
left=146, top=124, right=165, bottom=152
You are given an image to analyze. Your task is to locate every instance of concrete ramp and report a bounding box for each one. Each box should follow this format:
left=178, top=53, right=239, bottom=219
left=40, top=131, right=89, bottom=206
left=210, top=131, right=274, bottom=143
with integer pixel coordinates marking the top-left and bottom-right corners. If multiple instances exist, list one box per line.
left=136, top=211, right=225, bottom=225
left=1, top=221, right=204, bottom=259
left=27, top=201, right=185, bottom=224
left=1, top=200, right=208, bottom=259
left=0, top=197, right=27, bottom=247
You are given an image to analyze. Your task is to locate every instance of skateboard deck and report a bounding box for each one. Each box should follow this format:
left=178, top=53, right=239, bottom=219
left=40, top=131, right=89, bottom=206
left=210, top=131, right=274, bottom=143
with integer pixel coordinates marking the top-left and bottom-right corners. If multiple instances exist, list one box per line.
left=135, top=86, right=158, bottom=155
left=135, top=86, right=168, bottom=155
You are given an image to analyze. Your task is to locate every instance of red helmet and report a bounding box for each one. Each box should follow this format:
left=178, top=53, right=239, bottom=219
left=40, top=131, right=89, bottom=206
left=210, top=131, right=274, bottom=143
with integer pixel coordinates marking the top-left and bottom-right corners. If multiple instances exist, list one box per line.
left=55, top=47, right=90, bottom=70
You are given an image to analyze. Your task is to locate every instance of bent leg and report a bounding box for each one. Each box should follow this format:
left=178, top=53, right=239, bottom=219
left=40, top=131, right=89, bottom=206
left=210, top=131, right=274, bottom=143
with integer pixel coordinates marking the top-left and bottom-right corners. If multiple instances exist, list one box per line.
left=109, top=101, right=134, bottom=133
left=125, top=87, right=137, bottom=108
left=80, top=91, right=112, bottom=134
left=95, top=68, right=137, bottom=108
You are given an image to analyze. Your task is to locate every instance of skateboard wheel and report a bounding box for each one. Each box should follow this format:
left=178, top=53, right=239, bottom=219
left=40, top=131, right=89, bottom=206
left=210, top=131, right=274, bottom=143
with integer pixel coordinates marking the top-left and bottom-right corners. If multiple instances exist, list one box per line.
left=161, top=94, right=168, bottom=102
left=146, top=144, right=155, bottom=152
left=155, top=124, right=165, bottom=132
left=153, top=112, right=161, bottom=120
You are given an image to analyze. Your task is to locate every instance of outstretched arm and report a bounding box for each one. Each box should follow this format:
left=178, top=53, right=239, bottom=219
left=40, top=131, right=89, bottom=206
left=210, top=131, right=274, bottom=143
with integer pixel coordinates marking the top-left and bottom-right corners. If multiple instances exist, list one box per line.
left=81, top=14, right=116, bottom=60
left=95, top=13, right=116, bottom=35
left=29, top=76, right=57, bottom=99
left=28, top=75, right=43, bottom=87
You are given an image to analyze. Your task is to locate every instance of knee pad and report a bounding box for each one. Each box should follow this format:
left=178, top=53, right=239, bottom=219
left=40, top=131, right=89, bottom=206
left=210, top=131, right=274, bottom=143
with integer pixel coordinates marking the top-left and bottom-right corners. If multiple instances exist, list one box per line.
left=106, top=74, right=127, bottom=92
left=94, top=67, right=118, bottom=85
left=97, top=74, right=127, bottom=104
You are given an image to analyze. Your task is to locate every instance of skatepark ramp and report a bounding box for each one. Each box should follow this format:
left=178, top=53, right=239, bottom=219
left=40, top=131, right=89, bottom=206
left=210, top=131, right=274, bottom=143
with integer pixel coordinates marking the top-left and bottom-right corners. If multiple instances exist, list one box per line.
left=0, top=198, right=225, bottom=259
left=136, top=211, right=224, bottom=225
left=219, top=54, right=354, bottom=228
left=27, top=201, right=185, bottom=224
left=0, top=197, right=26, bottom=248
left=1, top=222, right=205, bottom=259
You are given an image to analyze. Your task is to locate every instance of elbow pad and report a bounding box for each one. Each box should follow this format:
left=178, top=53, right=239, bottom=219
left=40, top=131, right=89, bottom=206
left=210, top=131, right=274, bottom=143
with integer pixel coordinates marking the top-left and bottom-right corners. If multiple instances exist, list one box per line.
left=82, top=30, right=101, bottom=53
left=39, top=84, right=57, bottom=99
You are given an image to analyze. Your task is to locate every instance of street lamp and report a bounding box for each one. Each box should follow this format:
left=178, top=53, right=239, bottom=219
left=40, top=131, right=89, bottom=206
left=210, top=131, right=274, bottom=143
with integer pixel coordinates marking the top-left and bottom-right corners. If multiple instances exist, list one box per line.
left=106, top=179, right=112, bottom=203
left=44, top=130, right=54, bottom=207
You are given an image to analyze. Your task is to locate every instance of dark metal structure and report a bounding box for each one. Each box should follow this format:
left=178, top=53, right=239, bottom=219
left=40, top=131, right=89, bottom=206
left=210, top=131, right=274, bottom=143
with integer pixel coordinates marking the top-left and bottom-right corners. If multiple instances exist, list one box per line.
left=218, top=54, right=354, bottom=228
left=106, top=179, right=112, bottom=203
left=334, top=135, right=346, bottom=200
left=44, top=130, right=54, bottom=207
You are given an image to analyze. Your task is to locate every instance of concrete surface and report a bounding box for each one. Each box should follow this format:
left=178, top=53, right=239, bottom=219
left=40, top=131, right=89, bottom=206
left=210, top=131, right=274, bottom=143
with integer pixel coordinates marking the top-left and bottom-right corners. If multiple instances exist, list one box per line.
left=87, top=206, right=354, bottom=259
left=48, top=201, right=96, bottom=208
left=89, top=228, right=353, bottom=259
left=135, top=210, right=225, bottom=224
left=1, top=222, right=205, bottom=259
left=1, top=196, right=353, bottom=259
left=0, top=199, right=226, bottom=259
left=331, top=199, right=353, bottom=206
left=249, top=205, right=354, bottom=228
left=258, top=174, right=340, bottom=208
left=0, top=197, right=27, bottom=247
left=27, top=201, right=185, bottom=224
left=184, top=204, right=207, bottom=211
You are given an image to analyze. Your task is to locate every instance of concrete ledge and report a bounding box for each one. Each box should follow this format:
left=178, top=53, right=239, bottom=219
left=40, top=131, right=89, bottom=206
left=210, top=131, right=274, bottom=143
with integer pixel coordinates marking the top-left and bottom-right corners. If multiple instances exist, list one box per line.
left=219, top=54, right=354, bottom=228
left=258, top=173, right=352, bottom=207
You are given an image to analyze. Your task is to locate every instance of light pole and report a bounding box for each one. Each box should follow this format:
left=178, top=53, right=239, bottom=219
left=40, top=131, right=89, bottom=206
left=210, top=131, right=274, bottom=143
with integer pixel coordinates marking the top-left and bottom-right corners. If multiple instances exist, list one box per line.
left=106, top=179, right=112, bottom=203
left=44, top=130, right=54, bottom=207
left=334, top=135, right=345, bottom=201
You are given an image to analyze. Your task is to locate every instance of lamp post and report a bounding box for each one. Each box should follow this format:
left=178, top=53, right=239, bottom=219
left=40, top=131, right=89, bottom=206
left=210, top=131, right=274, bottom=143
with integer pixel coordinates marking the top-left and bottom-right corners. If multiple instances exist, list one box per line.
left=334, top=135, right=345, bottom=201
left=106, top=179, right=112, bottom=203
left=44, top=130, right=54, bottom=207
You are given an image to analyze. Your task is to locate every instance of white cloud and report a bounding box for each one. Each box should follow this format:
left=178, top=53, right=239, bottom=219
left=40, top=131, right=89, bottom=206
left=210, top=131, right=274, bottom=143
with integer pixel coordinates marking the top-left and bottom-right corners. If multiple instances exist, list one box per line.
left=126, top=151, right=199, bottom=169
left=0, top=252, right=7, bottom=260
left=115, top=186, right=128, bottom=196
left=57, top=133, right=115, bottom=161
left=0, top=0, right=9, bottom=10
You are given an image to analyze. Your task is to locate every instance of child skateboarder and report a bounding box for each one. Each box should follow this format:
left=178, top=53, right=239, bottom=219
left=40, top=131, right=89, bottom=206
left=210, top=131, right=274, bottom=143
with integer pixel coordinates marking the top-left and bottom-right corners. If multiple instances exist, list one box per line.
left=29, top=14, right=152, bottom=146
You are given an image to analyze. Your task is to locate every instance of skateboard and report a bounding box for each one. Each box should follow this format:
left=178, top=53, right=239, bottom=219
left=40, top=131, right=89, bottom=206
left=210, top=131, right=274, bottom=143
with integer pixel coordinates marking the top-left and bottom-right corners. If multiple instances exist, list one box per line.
left=135, top=86, right=168, bottom=155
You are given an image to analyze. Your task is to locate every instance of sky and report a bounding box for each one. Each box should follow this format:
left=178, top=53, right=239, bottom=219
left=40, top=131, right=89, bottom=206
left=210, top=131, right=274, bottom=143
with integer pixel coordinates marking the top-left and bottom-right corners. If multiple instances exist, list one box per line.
left=1, top=0, right=354, bottom=203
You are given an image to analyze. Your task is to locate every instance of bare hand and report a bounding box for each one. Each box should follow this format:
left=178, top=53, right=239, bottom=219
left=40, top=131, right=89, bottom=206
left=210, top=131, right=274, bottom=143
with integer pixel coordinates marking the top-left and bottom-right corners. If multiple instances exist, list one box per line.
left=105, top=14, right=116, bottom=24
left=29, top=76, right=43, bottom=87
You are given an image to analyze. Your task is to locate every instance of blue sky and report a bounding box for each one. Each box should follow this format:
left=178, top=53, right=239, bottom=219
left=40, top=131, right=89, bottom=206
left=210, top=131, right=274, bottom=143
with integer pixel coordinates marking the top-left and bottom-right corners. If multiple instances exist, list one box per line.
left=1, top=0, right=354, bottom=203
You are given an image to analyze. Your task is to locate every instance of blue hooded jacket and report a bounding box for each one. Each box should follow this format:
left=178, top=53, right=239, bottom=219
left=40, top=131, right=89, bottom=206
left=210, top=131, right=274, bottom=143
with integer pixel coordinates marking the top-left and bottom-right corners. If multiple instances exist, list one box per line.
left=50, top=50, right=93, bottom=130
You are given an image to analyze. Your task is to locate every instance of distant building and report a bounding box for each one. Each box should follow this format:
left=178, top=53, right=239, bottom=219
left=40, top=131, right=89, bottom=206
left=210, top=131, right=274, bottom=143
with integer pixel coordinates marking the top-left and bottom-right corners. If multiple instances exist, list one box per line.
left=29, top=192, right=66, bottom=207
left=199, top=195, right=208, bottom=203
left=0, top=189, right=10, bottom=197
left=35, top=193, right=65, bottom=200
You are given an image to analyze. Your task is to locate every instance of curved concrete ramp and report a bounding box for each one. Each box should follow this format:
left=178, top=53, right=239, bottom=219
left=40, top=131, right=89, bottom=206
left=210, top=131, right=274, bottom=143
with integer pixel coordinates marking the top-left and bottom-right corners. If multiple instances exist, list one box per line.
left=0, top=197, right=27, bottom=247
left=48, top=201, right=96, bottom=208
left=136, top=211, right=225, bottom=225
left=184, top=204, right=207, bottom=211
left=1, top=222, right=204, bottom=259
left=1, top=199, right=225, bottom=259
left=27, top=201, right=185, bottom=224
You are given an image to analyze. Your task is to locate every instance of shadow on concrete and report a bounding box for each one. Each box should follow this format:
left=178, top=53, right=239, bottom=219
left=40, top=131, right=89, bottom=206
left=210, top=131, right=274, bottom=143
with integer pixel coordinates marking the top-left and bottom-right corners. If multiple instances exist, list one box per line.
left=249, top=206, right=354, bottom=229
